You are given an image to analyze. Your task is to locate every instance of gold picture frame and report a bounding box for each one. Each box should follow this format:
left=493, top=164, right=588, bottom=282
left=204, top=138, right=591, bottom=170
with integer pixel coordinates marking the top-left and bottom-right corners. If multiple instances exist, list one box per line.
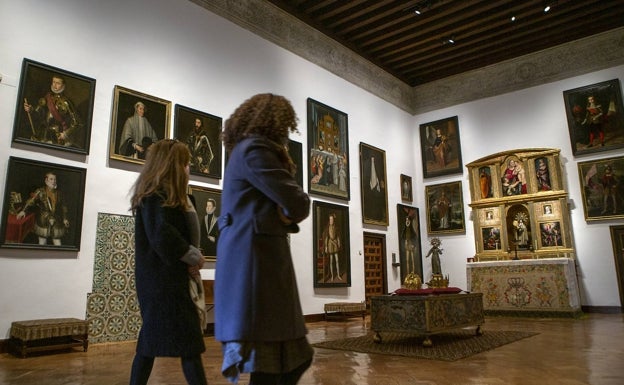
left=109, top=85, right=171, bottom=165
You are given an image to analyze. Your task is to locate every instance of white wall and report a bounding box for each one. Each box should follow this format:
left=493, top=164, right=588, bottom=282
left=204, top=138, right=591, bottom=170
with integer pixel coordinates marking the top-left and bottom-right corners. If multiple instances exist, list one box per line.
left=0, top=0, right=621, bottom=338
left=0, top=0, right=416, bottom=337
left=415, top=65, right=624, bottom=309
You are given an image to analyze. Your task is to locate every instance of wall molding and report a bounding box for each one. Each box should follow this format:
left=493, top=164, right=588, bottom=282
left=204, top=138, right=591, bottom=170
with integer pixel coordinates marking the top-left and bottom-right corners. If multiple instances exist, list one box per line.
left=189, top=0, right=624, bottom=115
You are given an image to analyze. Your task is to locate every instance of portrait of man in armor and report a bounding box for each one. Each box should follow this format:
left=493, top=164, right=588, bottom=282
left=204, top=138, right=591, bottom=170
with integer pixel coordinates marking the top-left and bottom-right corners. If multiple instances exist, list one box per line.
left=13, top=59, right=96, bottom=154
left=173, top=104, right=222, bottom=179
left=0, top=157, right=86, bottom=250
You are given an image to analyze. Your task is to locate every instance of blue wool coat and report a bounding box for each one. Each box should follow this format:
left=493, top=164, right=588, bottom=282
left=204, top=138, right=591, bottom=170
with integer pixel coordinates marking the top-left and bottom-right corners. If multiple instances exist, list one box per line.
left=215, top=136, right=310, bottom=342
left=134, top=193, right=205, bottom=356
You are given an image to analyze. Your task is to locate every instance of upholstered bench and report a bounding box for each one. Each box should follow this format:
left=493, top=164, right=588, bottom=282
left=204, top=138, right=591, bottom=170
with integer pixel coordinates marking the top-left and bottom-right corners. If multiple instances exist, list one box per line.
left=9, top=318, right=89, bottom=358
left=324, top=302, right=366, bottom=321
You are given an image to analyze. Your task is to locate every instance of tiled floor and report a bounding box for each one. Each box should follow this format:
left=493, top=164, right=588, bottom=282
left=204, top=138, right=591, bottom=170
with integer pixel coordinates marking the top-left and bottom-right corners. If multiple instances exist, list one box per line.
left=1, top=313, right=624, bottom=384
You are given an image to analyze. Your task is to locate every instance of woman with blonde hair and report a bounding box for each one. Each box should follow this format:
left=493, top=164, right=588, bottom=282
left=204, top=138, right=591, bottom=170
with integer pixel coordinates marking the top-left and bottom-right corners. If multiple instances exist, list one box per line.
left=215, top=93, right=313, bottom=385
left=129, top=139, right=208, bottom=385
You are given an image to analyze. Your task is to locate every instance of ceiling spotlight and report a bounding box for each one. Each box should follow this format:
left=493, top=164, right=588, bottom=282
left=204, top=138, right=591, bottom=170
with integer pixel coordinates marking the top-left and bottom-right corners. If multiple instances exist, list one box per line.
left=442, top=36, right=455, bottom=45
left=543, top=1, right=556, bottom=13
left=414, top=8, right=422, bottom=15
left=510, top=15, right=516, bottom=22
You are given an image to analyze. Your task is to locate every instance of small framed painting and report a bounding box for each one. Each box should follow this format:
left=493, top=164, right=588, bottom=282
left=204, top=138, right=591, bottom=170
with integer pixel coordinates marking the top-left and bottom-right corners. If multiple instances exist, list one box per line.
left=400, top=174, right=413, bottom=202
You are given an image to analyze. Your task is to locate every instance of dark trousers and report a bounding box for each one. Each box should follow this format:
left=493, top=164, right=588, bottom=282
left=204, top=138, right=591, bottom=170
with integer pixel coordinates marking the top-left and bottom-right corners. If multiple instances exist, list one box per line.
left=129, top=354, right=207, bottom=385
left=249, top=358, right=312, bottom=385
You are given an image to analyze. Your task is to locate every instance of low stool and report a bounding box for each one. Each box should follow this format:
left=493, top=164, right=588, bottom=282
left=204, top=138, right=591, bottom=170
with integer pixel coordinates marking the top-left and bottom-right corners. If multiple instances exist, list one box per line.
left=9, top=318, right=89, bottom=358
left=324, top=302, right=366, bottom=321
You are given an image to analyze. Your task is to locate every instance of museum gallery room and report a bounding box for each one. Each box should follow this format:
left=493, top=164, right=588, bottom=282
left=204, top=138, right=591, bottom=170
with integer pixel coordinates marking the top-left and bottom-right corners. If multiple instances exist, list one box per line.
left=1, top=0, right=624, bottom=384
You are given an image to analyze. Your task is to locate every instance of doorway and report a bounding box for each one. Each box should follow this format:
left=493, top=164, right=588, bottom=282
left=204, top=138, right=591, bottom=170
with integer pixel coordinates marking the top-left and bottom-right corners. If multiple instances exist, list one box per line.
left=363, top=232, right=387, bottom=307
left=609, top=225, right=624, bottom=309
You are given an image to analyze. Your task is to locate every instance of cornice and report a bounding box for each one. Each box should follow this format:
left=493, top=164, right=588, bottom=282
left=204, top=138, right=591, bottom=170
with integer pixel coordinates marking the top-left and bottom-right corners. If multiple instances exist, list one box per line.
left=190, top=0, right=624, bottom=116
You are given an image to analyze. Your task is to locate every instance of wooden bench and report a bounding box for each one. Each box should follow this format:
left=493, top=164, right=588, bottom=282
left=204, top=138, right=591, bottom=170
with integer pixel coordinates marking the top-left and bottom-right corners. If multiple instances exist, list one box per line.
left=9, top=318, right=89, bottom=358
left=324, top=302, right=366, bottom=321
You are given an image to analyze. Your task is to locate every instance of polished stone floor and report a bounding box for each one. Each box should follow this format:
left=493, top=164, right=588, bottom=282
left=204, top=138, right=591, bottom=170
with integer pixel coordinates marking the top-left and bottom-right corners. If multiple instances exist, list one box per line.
left=1, top=313, right=623, bottom=385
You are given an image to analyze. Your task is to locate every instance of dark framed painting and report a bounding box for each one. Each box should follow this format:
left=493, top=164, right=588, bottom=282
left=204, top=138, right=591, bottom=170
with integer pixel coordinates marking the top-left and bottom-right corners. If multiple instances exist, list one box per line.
left=359, top=142, right=389, bottom=226
left=109, top=85, right=171, bottom=164
left=419, top=115, right=463, bottom=178
left=577, top=155, right=624, bottom=221
left=563, top=79, right=624, bottom=156
left=313, top=200, right=350, bottom=288
left=12, top=58, right=96, bottom=155
left=287, top=139, right=304, bottom=188
left=397, top=204, right=423, bottom=283
left=307, top=98, right=349, bottom=200
left=425, top=180, right=465, bottom=234
left=188, top=185, right=222, bottom=261
left=0, top=157, right=87, bottom=251
left=400, top=174, right=413, bottom=202
left=173, top=104, right=222, bottom=179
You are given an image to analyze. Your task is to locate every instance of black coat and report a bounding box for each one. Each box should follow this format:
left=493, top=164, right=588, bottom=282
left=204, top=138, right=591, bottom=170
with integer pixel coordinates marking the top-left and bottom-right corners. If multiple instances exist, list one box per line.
left=134, top=193, right=205, bottom=356
left=215, top=136, right=310, bottom=342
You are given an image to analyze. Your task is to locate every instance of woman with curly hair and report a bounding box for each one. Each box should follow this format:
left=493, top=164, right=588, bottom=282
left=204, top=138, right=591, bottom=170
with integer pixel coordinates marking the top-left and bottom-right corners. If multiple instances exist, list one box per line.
left=215, top=93, right=313, bottom=385
left=129, top=139, right=208, bottom=385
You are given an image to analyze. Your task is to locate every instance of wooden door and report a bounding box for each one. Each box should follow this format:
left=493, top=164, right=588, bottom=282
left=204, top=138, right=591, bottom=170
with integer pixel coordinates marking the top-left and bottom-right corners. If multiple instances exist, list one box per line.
left=364, top=232, right=387, bottom=307
left=609, top=225, right=624, bottom=308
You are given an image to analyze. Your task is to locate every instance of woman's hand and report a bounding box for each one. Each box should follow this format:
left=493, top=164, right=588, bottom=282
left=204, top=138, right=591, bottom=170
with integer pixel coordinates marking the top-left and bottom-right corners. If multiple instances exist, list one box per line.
left=278, top=206, right=292, bottom=225
left=188, top=259, right=204, bottom=278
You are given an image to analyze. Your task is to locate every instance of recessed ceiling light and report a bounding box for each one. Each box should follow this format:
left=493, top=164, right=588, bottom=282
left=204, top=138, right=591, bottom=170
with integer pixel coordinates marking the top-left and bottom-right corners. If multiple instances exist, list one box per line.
left=510, top=15, right=516, bottom=22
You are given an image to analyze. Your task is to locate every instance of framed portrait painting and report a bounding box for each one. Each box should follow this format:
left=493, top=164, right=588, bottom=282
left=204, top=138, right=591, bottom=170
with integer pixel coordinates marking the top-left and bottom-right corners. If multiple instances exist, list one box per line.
left=307, top=98, right=349, bottom=200
left=173, top=104, right=222, bottom=179
left=287, top=139, right=304, bottom=188
left=577, top=155, right=624, bottom=221
left=0, top=157, right=87, bottom=251
left=563, top=79, right=624, bottom=156
left=188, top=185, right=222, bottom=261
left=359, top=142, right=389, bottom=226
left=419, top=115, right=463, bottom=178
left=313, top=201, right=350, bottom=288
left=400, top=174, right=413, bottom=202
left=109, top=85, right=171, bottom=164
left=12, top=58, right=96, bottom=155
left=425, top=181, right=465, bottom=234
left=396, top=204, right=423, bottom=283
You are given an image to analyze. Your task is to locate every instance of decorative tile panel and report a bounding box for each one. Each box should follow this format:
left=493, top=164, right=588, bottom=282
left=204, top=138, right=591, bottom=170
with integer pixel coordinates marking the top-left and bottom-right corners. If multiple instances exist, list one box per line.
left=86, top=213, right=139, bottom=343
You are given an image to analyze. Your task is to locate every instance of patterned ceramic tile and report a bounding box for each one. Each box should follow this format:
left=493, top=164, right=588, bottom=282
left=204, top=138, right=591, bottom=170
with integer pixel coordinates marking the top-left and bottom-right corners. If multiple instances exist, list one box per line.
left=86, top=213, right=140, bottom=343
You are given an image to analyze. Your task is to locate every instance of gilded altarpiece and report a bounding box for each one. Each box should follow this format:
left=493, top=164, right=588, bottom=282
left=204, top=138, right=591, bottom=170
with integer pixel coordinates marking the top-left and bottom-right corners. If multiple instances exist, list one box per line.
left=466, top=149, right=574, bottom=261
